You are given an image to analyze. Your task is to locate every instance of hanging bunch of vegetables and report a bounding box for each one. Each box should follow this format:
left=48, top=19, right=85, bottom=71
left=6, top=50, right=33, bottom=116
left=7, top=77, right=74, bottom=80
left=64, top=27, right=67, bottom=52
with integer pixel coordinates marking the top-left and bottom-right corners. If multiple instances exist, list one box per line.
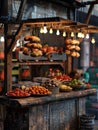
left=65, top=38, right=80, bottom=58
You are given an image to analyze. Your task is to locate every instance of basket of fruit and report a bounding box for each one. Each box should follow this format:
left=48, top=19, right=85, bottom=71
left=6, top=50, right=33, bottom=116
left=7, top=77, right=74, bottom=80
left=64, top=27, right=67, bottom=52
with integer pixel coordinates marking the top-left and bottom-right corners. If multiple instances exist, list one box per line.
left=42, top=79, right=59, bottom=94
left=68, top=79, right=85, bottom=90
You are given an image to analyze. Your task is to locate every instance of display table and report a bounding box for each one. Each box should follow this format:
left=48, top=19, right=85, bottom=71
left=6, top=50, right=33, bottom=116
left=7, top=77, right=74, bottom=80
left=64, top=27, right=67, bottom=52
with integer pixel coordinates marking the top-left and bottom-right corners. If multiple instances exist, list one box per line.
left=0, top=88, right=96, bottom=130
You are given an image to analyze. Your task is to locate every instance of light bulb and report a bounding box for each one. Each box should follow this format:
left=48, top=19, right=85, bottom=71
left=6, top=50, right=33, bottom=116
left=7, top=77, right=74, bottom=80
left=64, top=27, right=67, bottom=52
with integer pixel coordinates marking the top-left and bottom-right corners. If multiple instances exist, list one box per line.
left=43, top=25, right=48, bottom=33
left=77, top=32, right=82, bottom=38
left=63, top=31, right=66, bottom=37
left=85, top=33, right=89, bottom=39
left=81, top=33, right=85, bottom=38
left=56, top=30, right=60, bottom=35
left=40, top=27, right=44, bottom=33
left=49, top=28, right=53, bottom=34
left=91, top=37, right=95, bottom=44
left=71, top=32, right=74, bottom=37
left=0, top=36, right=4, bottom=42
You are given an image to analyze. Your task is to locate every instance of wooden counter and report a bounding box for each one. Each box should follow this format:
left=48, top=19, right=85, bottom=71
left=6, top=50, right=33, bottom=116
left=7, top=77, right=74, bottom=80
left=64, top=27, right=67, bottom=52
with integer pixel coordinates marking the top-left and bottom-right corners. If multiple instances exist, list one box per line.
left=0, top=88, right=96, bottom=130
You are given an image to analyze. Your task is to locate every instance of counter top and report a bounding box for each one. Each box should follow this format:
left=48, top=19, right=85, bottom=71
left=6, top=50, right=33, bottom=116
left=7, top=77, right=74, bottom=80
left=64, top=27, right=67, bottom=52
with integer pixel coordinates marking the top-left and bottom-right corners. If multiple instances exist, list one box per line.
left=0, top=88, right=96, bottom=108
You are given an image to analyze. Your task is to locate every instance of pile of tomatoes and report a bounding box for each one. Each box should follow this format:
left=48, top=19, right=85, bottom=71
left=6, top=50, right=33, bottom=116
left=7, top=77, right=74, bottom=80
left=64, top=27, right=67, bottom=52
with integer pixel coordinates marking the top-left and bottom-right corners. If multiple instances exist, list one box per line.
left=55, top=74, right=72, bottom=81
left=6, top=86, right=52, bottom=97
left=6, top=88, right=30, bottom=97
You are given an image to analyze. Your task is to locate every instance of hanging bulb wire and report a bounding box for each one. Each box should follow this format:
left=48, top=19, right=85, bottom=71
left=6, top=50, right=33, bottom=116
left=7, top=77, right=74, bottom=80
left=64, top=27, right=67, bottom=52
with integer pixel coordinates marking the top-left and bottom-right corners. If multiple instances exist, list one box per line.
left=43, top=24, right=48, bottom=33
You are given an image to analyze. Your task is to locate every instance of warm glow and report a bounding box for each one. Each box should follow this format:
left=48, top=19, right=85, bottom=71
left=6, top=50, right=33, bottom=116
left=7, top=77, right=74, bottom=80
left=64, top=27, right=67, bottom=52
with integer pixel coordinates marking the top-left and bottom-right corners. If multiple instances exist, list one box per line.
left=49, top=28, right=53, bottom=34
left=40, top=27, right=44, bottom=33
left=63, top=31, right=66, bottom=37
left=81, top=33, right=85, bottom=38
left=0, top=36, right=4, bottom=42
left=56, top=30, right=60, bottom=35
left=43, top=25, right=48, bottom=33
left=77, top=32, right=82, bottom=38
left=85, top=33, right=89, bottom=39
left=71, top=32, right=74, bottom=37
left=91, top=37, right=95, bottom=44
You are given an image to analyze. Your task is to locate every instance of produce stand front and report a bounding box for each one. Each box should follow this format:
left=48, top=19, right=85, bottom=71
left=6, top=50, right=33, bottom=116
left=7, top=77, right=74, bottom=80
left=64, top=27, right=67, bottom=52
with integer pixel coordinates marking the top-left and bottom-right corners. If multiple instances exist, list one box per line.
left=0, top=88, right=96, bottom=130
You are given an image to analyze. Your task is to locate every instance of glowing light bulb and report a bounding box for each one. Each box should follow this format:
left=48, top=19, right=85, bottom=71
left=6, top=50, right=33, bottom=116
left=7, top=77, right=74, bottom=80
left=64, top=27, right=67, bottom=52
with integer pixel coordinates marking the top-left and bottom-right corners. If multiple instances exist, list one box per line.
left=49, top=28, right=53, bottom=34
left=77, top=32, right=82, bottom=38
left=40, top=27, right=44, bottom=33
left=0, top=36, right=4, bottom=42
left=85, top=33, right=89, bottom=39
left=43, top=25, right=48, bottom=33
left=71, top=32, right=74, bottom=37
left=63, top=31, right=66, bottom=37
left=91, top=37, right=95, bottom=44
left=56, top=30, right=60, bottom=35
left=81, top=33, right=85, bottom=38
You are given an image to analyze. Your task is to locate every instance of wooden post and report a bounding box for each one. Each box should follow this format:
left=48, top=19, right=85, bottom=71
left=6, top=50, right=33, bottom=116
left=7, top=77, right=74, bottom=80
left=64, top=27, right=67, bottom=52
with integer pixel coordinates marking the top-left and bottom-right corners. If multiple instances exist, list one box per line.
left=4, top=24, right=13, bottom=93
left=84, top=3, right=95, bottom=24
left=66, top=55, right=72, bottom=74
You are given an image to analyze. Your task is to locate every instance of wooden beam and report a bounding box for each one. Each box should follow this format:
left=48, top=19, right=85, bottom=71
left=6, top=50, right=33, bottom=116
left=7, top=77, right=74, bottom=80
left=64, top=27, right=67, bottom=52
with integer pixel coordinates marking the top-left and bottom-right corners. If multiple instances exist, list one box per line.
left=7, top=23, right=24, bottom=53
left=84, top=3, right=95, bottom=24
left=16, top=0, right=27, bottom=21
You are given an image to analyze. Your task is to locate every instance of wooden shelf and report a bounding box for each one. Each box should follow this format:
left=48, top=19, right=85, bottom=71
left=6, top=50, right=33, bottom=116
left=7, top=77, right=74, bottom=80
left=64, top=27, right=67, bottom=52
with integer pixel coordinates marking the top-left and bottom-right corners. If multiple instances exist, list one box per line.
left=12, top=61, right=66, bottom=73
left=12, top=61, right=64, bottom=65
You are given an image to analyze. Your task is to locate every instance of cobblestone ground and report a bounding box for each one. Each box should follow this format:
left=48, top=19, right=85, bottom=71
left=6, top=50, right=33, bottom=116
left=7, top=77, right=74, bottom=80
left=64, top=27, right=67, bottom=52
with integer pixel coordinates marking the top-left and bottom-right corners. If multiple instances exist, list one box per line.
left=94, top=120, right=98, bottom=130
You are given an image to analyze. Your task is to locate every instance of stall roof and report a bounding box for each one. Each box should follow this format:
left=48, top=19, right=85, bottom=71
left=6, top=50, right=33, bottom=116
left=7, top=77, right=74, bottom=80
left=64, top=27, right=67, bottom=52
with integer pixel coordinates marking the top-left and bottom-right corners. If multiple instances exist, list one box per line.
left=1, top=17, right=98, bottom=38
left=9, top=17, right=98, bottom=34
left=36, top=0, right=86, bottom=8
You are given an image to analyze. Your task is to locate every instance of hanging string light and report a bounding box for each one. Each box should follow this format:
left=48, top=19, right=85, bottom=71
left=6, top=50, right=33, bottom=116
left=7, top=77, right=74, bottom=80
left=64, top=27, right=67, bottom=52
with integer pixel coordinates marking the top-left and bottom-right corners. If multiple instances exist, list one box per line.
left=43, top=24, right=48, bottom=33
left=71, top=32, right=75, bottom=37
left=56, top=29, right=60, bottom=35
left=81, top=32, right=85, bottom=38
left=91, top=37, right=95, bottom=44
left=40, top=27, right=44, bottom=33
left=63, top=31, right=66, bottom=37
left=49, top=28, right=53, bottom=34
left=85, top=33, right=89, bottom=39
left=0, top=36, right=4, bottom=42
left=77, top=32, right=82, bottom=38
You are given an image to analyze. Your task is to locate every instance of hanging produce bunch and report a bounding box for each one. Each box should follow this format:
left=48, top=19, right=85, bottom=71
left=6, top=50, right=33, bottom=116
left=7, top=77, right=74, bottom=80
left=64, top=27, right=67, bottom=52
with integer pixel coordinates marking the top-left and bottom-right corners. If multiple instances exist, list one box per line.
left=65, top=38, right=80, bottom=58
left=23, top=35, right=43, bottom=57
left=15, top=35, right=65, bottom=58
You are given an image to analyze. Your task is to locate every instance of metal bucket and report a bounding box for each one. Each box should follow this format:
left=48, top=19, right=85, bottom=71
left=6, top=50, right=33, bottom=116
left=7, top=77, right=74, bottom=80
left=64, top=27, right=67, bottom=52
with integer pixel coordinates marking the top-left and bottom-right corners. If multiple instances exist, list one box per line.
left=79, top=114, right=95, bottom=130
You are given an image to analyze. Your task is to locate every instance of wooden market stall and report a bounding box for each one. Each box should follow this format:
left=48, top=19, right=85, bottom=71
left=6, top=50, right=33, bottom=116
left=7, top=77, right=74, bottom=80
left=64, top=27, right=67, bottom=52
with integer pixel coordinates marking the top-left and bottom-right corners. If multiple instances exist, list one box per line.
left=0, top=16, right=97, bottom=130
left=2, top=17, right=98, bottom=92
left=0, top=1, right=98, bottom=130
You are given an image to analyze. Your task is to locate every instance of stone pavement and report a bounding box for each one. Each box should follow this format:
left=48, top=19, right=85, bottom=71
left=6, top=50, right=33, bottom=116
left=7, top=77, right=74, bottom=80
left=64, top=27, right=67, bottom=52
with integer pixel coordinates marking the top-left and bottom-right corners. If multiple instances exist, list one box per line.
left=94, top=120, right=98, bottom=130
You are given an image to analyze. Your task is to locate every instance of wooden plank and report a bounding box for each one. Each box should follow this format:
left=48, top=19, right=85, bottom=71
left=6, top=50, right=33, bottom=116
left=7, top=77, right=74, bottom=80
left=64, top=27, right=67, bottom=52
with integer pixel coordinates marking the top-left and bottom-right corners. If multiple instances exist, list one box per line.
left=84, top=3, right=95, bottom=24
left=29, top=105, right=49, bottom=130
left=16, top=0, right=27, bottom=21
